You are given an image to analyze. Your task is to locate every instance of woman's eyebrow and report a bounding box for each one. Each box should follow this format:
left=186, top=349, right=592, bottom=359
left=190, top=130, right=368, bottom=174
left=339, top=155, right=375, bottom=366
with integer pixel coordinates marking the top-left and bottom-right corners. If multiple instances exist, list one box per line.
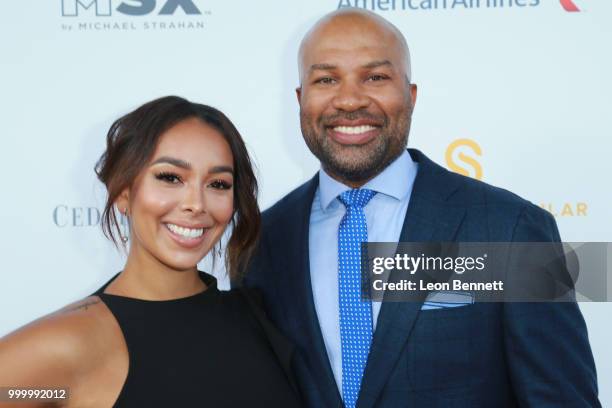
left=151, top=156, right=191, bottom=169
left=209, top=165, right=234, bottom=175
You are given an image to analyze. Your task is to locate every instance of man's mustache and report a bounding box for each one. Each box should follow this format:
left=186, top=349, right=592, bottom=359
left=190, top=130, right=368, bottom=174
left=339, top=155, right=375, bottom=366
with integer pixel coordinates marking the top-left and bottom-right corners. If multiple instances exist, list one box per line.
left=320, top=110, right=387, bottom=127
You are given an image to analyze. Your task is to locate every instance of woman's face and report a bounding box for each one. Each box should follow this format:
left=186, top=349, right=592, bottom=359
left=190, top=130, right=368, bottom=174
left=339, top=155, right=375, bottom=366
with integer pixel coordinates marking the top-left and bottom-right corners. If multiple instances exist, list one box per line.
left=120, top=117, right=235, bottom=272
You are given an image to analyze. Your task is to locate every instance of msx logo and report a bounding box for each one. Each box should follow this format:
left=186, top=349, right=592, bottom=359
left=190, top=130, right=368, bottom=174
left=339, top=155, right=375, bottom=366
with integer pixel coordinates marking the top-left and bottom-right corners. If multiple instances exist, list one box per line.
left=61, top=0, right=201, bottom=16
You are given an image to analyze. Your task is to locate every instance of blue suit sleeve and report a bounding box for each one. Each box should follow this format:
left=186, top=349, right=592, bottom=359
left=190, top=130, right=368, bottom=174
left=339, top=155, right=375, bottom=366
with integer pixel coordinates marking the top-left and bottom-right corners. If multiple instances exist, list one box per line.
left=503, top=205, right=600, bottom=407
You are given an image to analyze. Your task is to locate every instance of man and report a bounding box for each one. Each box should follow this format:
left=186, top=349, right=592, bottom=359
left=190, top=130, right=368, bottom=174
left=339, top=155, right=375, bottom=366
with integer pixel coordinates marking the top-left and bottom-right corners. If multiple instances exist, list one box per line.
left=242, top=8, right=600, bottom=408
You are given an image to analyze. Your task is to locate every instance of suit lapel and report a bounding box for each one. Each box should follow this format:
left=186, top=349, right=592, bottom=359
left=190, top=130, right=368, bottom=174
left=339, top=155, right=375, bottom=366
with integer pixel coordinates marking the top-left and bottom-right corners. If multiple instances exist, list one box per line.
left=275, top=175, right=344, bottom=407
left=358, top=150, right=466, bottom=408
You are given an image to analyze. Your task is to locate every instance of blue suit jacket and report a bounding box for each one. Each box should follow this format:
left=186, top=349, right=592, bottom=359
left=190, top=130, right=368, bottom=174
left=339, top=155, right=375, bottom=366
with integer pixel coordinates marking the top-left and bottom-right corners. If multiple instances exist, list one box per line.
left=242, top=149, right=600, bottom=407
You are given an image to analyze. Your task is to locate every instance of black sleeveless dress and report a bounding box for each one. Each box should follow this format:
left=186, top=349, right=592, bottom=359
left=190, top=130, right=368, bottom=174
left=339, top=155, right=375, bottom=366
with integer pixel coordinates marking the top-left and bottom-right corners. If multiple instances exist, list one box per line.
left=94, top=272, right=301, bottom=407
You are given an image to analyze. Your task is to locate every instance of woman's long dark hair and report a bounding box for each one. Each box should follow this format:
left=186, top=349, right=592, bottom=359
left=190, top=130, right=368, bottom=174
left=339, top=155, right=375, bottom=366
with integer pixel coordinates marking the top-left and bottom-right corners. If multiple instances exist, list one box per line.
left=95, top=96, right=260, bottom=280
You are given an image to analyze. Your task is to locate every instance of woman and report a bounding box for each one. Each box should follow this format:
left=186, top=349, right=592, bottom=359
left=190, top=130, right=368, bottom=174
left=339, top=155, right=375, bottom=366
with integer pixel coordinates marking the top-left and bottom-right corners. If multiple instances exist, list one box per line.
left=0, top=96, right=301, bottom=407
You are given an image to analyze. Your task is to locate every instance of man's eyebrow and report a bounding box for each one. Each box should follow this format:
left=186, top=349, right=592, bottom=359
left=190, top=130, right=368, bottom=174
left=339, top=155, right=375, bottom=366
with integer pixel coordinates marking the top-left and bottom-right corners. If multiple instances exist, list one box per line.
left=151, top=156, right=191, bottom=169
left=308, top=60, right=393, bottom=74
left=363, top=60, right=392, bottom=69
left=309, top=63, right=337, bottom=73
left=209, top=165, right=234, bottom=175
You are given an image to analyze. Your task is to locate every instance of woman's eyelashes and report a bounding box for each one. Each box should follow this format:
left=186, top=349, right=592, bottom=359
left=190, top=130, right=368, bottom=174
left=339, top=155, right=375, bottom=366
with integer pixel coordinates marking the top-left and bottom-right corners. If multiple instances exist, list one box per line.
left=154, top=171, right=232, bottom=190
left=209, top=179, right=233, bottom=190
left=155, top=171, right=182, bottom=184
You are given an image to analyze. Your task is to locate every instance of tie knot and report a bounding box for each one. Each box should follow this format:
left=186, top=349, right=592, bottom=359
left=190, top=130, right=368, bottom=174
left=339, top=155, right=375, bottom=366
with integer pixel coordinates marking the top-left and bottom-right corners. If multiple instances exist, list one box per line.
left=338, top=189, right=377, bottom=209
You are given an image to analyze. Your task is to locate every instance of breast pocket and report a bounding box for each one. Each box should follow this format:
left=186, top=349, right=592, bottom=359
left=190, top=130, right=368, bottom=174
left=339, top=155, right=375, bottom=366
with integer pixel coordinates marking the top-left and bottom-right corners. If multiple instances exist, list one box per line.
left=406, top=303, right=493, bottom=391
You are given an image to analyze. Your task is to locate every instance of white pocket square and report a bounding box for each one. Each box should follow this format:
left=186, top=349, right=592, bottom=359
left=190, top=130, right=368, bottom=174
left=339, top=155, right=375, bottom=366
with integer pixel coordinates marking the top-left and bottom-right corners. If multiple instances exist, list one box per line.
left=421, top=291, right=474, bottom=310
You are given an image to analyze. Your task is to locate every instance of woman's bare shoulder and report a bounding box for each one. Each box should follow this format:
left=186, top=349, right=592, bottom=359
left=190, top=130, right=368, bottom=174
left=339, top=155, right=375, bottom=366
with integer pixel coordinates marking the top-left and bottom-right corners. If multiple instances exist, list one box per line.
left=0, top=296, right=122, bottom=387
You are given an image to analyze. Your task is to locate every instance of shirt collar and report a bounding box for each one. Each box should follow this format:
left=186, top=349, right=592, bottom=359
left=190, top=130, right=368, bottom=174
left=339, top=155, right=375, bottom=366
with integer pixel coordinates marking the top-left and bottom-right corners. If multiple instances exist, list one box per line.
left=318, top=149, right=416, bottom=211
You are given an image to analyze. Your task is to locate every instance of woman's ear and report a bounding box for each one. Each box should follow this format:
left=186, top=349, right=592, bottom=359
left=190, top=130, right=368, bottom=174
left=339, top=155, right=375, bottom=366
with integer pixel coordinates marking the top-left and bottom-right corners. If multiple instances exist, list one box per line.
left=115, top=188, right=130, bottom=216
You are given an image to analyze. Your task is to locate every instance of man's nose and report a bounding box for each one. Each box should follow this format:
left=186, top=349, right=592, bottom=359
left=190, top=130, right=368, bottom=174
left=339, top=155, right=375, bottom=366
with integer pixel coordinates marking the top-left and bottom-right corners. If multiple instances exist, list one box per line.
left=331, top=81, right=370, bottom=112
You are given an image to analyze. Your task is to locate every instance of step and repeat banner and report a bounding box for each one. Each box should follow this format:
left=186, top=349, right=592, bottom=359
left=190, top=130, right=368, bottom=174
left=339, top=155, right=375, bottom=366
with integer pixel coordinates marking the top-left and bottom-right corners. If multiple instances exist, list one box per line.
left=1, top=0, right=610, bottom=402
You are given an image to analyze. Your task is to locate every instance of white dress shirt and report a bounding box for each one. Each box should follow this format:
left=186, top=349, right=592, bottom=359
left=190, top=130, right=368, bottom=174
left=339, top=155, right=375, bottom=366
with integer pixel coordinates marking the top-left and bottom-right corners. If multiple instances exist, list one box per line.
left=308, top=150, right=419, bottom=395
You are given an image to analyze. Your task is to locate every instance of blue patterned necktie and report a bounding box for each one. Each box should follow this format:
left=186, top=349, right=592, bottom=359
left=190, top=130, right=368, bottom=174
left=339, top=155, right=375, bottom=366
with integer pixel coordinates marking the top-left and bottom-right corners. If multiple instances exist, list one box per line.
left=338, top=188, right=377, bottom=408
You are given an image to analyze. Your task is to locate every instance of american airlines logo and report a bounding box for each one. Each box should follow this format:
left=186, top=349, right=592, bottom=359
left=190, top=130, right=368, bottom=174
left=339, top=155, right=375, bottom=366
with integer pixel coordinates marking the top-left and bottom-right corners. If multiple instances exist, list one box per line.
left=337, top=0, right=585, bottom=13
left=559, top=0, right=580, bottom=12
left=337, top=0, right=542, bottom=13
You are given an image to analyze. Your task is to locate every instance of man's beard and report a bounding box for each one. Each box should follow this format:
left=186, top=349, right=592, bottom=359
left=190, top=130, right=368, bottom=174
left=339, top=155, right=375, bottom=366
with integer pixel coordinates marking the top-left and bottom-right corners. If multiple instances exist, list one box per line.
left=300, top=110, right=411, bottom=184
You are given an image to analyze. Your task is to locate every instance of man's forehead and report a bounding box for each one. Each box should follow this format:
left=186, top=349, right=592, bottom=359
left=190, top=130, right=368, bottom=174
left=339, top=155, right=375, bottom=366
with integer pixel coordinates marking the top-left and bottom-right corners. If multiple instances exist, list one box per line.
left=305, top=46, right=396, bottom=67
left=300, top=35, right=405, bottom=72
left=303, top=17, right=399, bottom=51
left=298, top=10, right=410, bottom=81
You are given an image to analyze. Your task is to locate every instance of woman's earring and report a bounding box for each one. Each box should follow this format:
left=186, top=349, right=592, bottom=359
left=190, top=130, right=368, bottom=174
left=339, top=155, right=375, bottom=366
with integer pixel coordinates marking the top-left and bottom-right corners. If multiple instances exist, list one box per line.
left=120, top=208, right=129, bottom=243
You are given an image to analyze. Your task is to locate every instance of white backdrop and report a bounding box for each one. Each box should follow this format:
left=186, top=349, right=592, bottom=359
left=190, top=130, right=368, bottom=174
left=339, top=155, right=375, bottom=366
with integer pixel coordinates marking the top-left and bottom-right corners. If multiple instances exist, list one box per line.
left=1, top=0, right=610, bottom=403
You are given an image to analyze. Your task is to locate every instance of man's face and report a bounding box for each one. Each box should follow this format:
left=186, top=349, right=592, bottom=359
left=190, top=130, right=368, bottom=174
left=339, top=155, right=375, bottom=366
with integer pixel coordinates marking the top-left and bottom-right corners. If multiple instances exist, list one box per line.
left=297, top=18, right=417, bottom=186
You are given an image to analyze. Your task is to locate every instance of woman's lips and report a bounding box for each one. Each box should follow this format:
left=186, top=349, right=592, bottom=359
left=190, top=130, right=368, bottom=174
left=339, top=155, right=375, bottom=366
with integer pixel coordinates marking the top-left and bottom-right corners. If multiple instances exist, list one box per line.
left=164, top=223, right=208, bottom=249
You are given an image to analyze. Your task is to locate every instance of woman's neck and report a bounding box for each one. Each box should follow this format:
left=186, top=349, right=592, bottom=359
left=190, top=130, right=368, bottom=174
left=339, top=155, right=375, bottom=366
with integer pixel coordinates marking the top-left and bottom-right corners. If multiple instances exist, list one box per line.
left=105, top=246, right=206, bottom=300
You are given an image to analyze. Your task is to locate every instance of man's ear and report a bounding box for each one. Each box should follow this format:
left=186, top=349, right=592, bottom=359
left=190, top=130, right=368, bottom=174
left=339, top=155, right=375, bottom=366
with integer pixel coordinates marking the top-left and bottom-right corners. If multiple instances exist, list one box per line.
left=410, top=83, right=418, bottom=107
left=296, top=86, right=302, bottom=104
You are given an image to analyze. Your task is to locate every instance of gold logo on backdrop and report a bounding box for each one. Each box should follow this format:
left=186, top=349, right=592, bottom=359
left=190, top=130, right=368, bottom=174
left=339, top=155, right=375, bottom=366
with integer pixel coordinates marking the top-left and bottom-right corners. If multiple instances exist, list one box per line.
left=540, top=203, right=588, bottom=218
left=445, top=138, right=483, bottom=180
